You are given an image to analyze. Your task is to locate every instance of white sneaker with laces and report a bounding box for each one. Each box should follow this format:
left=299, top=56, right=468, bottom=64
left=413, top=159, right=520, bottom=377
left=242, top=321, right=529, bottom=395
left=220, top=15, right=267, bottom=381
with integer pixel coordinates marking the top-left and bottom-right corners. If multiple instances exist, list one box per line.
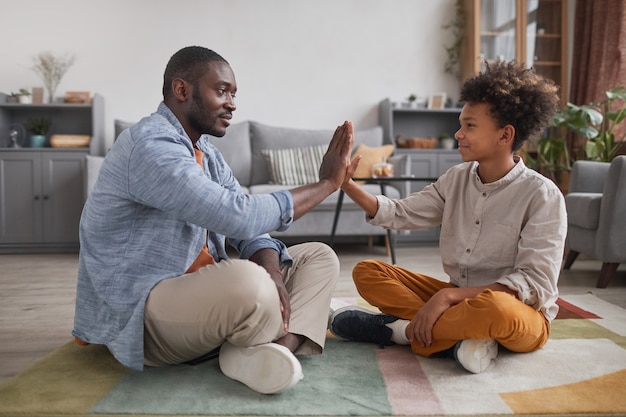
left=219, top=341, right=303, bottom=394
left=454, top=339, right=498, bottom=373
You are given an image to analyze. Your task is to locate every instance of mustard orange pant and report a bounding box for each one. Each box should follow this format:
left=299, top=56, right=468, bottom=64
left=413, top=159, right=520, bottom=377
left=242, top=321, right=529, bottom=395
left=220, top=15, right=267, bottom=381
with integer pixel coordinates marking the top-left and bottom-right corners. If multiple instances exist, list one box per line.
left=352, top=260, right=550, bottom=357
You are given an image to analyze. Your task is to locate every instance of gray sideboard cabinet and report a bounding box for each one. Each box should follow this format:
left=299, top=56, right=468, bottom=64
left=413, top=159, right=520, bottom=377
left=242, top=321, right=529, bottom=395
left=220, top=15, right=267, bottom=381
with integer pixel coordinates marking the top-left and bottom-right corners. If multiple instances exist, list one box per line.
left=0, top=94, right=104, bottom=253
left=379, top=98, right=464, bottom=244
left=393, top=149, right=464, bottom=244
left=0, top=150, right=87, bottom=251
left=378, top=98, right=462, bottom=145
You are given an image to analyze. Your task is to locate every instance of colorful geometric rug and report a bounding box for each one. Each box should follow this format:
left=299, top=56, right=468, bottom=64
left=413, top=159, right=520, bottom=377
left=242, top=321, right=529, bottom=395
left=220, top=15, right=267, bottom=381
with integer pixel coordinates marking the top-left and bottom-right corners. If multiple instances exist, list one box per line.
left=0, top=293, right=624, bottom=417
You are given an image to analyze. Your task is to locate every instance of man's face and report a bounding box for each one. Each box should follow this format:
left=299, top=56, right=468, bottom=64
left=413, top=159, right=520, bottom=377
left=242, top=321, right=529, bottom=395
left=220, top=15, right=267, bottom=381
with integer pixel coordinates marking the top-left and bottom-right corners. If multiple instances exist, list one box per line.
left=187, top=61, right=237, bottom=138
left=454, top=102, right=507, bottom=163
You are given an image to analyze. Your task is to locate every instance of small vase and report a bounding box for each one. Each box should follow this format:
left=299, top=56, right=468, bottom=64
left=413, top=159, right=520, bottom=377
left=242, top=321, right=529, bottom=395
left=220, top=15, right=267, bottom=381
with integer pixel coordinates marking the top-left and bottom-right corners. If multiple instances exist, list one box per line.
left=45, top=82, right=59, bottom=104
left=30, top=135, right=46, bottom=148
left=47, top=87, right=56, bottom=104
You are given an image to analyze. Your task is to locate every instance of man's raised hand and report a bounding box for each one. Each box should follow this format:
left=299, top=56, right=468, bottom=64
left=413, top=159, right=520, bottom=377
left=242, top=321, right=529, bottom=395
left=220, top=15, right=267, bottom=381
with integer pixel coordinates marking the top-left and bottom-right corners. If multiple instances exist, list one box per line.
left=319, top=121, right=354, bottom=190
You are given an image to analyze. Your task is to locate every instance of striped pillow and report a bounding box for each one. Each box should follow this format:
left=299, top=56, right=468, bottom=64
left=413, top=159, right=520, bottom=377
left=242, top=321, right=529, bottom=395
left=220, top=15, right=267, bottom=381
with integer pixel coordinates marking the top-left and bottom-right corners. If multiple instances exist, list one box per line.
left=261, top=144, right=328, bottom=185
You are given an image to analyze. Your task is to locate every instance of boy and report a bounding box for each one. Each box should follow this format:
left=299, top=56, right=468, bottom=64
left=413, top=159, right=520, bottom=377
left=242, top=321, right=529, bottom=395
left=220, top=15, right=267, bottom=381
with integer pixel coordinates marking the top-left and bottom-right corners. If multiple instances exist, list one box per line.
left=330, top=61, right=567, bottom=373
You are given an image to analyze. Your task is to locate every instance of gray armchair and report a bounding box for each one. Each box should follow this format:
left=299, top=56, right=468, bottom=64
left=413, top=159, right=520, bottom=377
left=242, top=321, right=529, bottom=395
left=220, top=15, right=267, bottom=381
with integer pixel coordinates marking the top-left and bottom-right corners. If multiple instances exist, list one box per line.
left=563, top=156, right=626, bottom=288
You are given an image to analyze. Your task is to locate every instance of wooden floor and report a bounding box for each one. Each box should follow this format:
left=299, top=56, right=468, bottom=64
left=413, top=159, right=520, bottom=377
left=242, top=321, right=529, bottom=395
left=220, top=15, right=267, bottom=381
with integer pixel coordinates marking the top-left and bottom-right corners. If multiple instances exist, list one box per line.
left=1, top=243, right=625, bottom=384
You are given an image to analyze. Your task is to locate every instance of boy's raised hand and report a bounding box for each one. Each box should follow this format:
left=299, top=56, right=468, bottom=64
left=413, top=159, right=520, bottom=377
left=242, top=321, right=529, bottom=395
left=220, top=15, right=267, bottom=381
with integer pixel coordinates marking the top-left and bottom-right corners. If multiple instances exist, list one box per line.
left=344, top=152, right=361, bottom=186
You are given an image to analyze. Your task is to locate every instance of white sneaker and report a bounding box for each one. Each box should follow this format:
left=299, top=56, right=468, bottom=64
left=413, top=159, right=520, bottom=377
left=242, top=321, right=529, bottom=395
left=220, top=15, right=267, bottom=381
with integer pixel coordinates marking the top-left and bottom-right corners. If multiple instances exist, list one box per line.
left=219, top=342, right=303, bottom=394
left=454, top=339, right=498, bottom=373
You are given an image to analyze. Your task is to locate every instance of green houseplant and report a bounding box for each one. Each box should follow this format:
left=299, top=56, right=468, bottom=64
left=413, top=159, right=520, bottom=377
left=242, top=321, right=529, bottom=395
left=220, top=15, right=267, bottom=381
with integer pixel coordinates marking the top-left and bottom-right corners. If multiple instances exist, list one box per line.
left=550, top=86, right=626, bottom=163
left=407, top=94, right=417, bottom=108
left=579, top=86, right=626, bottom=162
left=442, top=0, right=465, bottom=80
left=526, top=86, right=626, bottom=192
left=7, top=89, right=31, bottom=104
left=523, top=112, right=573, bottom=189
left=17, top=88, right=32, bottom=104
left=25, top=116, right=52, bottom=148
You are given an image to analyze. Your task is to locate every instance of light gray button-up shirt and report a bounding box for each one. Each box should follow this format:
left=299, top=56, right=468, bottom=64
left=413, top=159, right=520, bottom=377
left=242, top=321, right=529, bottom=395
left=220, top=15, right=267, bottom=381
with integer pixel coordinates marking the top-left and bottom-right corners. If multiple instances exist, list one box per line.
left=370, top=157, right=567, bottom=321
left=73, top=103, right=294, bottom=370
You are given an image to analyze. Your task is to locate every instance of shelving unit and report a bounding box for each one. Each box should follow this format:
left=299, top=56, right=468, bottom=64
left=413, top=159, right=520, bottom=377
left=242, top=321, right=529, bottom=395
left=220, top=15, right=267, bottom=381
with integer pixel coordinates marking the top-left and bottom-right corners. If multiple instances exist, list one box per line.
left=379, top=98, right=464, bottom=244
left=378, top=98, right=462, bottom=145
left=0, top=93, right=104, bottom=154
left=0, top=94, right=104, bottom=253
left=390, top=148, right=463, bottom=244
left=461, top=0, right=568, bottom=105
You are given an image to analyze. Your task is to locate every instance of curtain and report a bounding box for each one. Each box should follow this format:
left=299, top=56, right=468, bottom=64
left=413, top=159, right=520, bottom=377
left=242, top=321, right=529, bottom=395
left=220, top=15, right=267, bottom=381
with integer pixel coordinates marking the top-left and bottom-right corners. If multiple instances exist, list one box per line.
left=568, top=0, right=626, bottom=158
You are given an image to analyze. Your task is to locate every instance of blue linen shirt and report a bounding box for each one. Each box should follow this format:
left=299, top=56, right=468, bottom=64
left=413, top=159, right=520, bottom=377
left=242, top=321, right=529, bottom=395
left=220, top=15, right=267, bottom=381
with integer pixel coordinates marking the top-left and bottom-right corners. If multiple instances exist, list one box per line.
left=73, top=103, right=295, bottom=371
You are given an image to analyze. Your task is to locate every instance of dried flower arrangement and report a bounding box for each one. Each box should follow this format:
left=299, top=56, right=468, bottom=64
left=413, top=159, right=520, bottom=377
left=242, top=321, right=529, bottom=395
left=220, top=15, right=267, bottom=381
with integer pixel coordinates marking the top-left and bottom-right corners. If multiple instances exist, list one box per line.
left=31, top=52, right=75, bottom=103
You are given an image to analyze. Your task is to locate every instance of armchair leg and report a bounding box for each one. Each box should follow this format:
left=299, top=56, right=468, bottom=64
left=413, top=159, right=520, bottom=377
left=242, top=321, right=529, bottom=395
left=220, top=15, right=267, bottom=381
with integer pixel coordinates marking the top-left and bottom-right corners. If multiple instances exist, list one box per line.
left=597, top=263, right=619, bottom=288
left=563, top=250, right=579, bottom=270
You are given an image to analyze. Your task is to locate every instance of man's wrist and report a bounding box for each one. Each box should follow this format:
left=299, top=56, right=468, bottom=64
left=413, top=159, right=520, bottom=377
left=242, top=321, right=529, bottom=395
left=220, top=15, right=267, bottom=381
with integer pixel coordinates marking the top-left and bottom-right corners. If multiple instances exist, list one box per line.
left=265, top=267, right=283, bottom=277
left=318, top=178, right=338, bottom=194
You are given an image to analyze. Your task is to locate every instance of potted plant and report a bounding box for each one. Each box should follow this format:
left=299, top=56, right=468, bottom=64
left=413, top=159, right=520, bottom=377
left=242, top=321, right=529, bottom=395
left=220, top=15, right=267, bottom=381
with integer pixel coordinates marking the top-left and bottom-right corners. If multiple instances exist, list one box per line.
left=439, top=132, right=456, bottom=149
left=525, top=85, right=626, bottom=193
left=578, top=86, right=626, bottom=162
left=17, top=88, right=32, bottom=104
left=540, top=86, right=626, bottom=165
left=442, top=0, right=465, bottom=81
left=6, top=92, right=19, bottom=103
left=7, top=89, right=31, bottom=104
left=406, top=94, right=417, bottom=108
left=25, top=116, right=52, bottom=148
left=522, top=112, right=573, bottom=193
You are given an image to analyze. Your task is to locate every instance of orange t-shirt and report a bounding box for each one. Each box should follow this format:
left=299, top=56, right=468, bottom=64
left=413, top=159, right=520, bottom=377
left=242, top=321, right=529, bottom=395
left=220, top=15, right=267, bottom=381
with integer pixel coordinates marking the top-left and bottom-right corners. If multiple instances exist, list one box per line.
left=186, top=148, right=215, bottom=273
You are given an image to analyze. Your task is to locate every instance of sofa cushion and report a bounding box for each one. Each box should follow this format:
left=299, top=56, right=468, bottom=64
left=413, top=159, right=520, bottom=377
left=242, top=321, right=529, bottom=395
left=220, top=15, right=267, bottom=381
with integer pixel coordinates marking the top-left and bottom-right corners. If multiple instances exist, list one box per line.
left=209, top=121, right=252, bottom=186
left=355, top=126, right=385, bottom=148
left=85, top=155, right=105, bottom=197
left=249, top=122, right=383, bottom=186
left=114, top=119, right=134, bottom=141
left=565, top=192, right=602, bottom=230
left=351, top=144, right=395, bottom=179
left=261, top=144, right=328, bottom=185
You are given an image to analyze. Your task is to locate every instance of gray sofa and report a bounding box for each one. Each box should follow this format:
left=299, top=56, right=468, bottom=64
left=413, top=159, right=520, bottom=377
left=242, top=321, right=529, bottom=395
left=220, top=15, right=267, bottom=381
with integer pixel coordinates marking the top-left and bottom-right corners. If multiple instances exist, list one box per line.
left=86, top=120, right=409, bottom=241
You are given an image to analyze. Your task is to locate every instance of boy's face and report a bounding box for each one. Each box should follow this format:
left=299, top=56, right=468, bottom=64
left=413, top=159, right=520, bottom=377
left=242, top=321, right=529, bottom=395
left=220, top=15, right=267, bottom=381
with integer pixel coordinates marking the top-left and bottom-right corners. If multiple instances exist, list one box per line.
left=455, top=102, right=509, bottom=163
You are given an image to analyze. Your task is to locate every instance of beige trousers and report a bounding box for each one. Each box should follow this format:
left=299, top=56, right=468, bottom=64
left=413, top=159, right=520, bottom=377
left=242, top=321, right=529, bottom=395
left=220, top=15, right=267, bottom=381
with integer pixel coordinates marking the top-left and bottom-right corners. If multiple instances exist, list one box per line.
left=143, top=242, right=339, bottom=366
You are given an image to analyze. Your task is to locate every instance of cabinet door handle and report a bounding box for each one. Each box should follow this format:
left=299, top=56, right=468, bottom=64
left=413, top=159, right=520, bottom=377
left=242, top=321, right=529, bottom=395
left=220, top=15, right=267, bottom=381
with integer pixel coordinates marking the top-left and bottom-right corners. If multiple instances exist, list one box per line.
left=34, top=195, right=40, bottom=201
left=43, top=195, right=49, bottom=200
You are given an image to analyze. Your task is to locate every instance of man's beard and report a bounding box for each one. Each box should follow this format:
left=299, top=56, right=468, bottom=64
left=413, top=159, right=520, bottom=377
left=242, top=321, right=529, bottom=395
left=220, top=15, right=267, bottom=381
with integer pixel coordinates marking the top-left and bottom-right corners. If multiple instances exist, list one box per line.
left=188, top=90, right=225, bottom=137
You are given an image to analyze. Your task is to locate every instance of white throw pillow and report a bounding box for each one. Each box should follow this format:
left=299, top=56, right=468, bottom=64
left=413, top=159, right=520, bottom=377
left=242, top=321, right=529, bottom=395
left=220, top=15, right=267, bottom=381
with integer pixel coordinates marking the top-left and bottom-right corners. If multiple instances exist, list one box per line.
left=261, top=144, right=328, bottom=185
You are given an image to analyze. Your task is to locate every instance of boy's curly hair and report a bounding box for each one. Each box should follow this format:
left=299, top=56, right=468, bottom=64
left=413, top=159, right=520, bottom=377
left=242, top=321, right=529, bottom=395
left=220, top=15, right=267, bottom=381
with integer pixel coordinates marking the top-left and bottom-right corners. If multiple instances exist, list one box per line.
left=460, top=60, right=560, bottom=151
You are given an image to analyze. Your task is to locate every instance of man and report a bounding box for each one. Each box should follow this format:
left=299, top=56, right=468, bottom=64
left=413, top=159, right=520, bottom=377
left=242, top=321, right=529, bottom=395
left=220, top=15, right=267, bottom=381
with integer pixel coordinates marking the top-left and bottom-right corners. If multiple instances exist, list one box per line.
left=330, top=61, right=566, bottom=374
left=73, top=46, right=353, bottom=394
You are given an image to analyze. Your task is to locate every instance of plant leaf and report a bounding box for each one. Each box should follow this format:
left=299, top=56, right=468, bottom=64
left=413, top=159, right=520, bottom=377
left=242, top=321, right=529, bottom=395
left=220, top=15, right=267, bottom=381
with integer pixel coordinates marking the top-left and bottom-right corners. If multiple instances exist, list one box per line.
left=606, top=86, right=626, bottom=101
left=580, top=106, right=603, bottom=125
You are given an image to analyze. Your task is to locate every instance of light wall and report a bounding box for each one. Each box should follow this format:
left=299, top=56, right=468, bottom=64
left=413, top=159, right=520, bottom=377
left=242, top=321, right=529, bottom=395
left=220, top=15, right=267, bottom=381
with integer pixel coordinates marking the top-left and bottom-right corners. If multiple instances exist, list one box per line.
left=0, top=0, right=459, bottom=150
